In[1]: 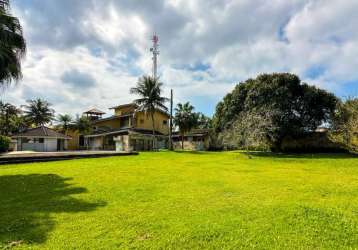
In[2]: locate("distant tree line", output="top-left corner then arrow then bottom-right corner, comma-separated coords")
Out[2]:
0,98 -> 93,137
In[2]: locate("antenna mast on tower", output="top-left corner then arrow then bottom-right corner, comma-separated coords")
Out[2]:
150,34 -> 159,78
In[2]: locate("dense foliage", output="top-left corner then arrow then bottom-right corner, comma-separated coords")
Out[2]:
0,101 -> 26,135
219,107 -> 277,150
0,0 -> 26,86
332,98 -> 358,151
213,73 -> 338,151
0,135 -> 10,152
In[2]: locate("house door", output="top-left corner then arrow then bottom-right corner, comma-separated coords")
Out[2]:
57,139 -> 64,151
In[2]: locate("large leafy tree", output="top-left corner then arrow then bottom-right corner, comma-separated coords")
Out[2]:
130,75 -> 168,149
174,102 -> 197,149
0,0 -> 26,86
23,98 -> 55,126
213,73 -> 338,151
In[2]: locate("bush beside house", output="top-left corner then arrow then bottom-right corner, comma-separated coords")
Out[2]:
0,136 -> 11,153
280,132 -> 348,153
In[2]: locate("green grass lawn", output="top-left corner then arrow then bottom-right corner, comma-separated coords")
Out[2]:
0,151 -> 357,249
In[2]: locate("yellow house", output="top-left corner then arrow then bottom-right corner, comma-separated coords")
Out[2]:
68,103 -> 170,151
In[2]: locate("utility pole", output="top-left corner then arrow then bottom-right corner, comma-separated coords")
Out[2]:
169,89 -> 174,150
150,34 -> 159,150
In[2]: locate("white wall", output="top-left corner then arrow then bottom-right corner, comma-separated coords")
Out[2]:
45,138 -> 58,152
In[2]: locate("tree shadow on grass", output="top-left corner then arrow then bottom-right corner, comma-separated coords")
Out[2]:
243,151 -> 358,159
0,174 -> 106,248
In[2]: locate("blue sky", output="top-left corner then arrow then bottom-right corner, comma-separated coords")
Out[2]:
1,0 -> 358,116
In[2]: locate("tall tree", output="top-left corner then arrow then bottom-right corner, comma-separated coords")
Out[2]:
213,73 -> 338,151
0,0 -> 26,86
23,98 -> 55,126
174,102 -> 197,149
130,75 -> 168,149
57,114 -> 72,134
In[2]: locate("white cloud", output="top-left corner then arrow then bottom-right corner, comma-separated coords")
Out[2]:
2,0 -> 358,116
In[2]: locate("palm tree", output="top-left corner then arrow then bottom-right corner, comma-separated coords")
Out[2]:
73,115 -> 92,149
74,115 -> 92,135
174,102 -> 197,149
57,114 -> 72,134
23,98 -> 55,127
130,75 -> 168,149
0,0 -> 26,86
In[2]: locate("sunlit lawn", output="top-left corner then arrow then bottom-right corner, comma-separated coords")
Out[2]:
0,151 -> 357,249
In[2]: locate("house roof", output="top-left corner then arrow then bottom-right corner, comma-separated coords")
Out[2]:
110,103 -> 170,117
109,103 -> 137,110
91,115 -> 121,124
91,114 -> 134,124
12,126 -> 72,139
84,128 -> 165,138
83,108 -> 106,115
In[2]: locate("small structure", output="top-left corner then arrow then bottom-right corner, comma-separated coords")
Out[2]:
172,129 -> 211,151
12,126 -> 71,152
83,108 -> 106,121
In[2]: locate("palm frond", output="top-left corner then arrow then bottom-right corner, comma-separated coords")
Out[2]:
0,0 -> 26,86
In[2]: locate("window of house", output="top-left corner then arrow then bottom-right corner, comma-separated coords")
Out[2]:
140,119 -> 144,124
21,138 -> 30,143
163,120 -> 168,126
34,138 -> 44,143
120,117 -> 130,128
105,136 -> 114,146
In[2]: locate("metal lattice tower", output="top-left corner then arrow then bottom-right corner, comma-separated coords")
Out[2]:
150,34 -> 159,78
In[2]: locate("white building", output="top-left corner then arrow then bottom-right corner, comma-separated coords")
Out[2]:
12,126 -> 71,152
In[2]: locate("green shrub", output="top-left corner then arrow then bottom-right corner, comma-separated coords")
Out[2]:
0,136 -> 11,153
280,132 -> 348,153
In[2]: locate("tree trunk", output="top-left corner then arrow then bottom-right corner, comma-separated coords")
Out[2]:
151,112 -> 156,151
